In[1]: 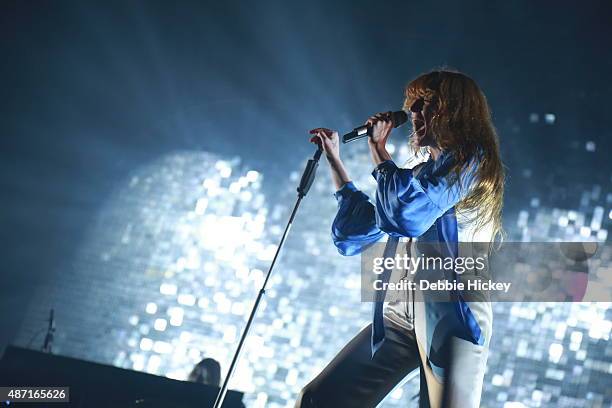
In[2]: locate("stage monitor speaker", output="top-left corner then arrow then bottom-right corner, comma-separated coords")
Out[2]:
0,346 -> 244,407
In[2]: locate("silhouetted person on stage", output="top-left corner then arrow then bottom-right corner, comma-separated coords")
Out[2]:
188,357 -> 221,387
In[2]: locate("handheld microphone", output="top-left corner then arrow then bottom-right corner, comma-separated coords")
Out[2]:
342,111 -> 408,144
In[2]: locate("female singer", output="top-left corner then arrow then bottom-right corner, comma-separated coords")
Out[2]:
296,70 -> 505,407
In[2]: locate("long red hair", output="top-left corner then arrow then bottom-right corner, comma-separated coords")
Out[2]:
404,70 -> 505,242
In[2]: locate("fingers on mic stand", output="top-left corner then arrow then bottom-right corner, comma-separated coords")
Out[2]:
309,136 -> 322,148
309,127 -> 332,135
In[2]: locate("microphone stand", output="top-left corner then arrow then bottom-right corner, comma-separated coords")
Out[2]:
42,308 -> 55,353
212,147 -> 323,408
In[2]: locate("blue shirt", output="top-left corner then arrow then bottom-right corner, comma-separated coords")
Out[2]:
331,151 -> 485,362
333,150 -> 475,252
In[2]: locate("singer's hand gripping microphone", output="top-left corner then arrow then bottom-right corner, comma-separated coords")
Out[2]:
342,111 -> 408,144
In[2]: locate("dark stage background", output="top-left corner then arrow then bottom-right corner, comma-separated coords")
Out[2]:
1,1 -> 611,407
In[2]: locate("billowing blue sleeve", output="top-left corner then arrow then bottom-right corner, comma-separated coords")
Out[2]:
332,182 -> 386,256
372,153 -> 476,238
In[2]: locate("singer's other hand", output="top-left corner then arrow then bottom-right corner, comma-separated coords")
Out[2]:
309,127 -> 351,190
365,111 -> 394,147
309,128 -> 340,162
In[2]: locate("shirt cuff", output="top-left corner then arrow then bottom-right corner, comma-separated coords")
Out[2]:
334,181 -> 358,201
371,160 -> 398,180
